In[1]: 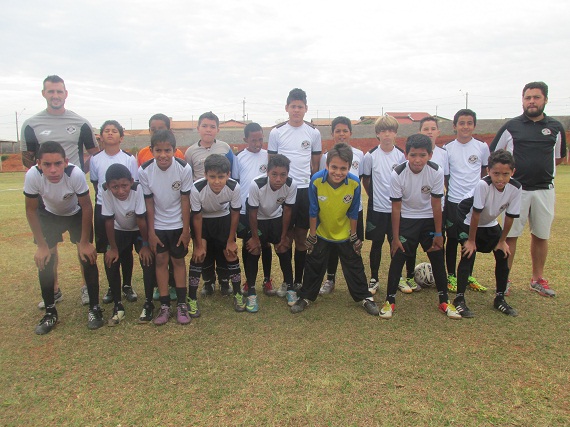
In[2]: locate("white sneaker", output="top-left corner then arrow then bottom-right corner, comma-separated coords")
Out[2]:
379,301 -> 394,319
38,289 -> 63,309
80,285 -> 90,306
319,280 -> 335,295
368,278 -> 379,295
276,282 -> 288,298
398,277 -> 413,294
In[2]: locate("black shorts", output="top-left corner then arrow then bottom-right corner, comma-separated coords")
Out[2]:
94,204 -> 109,253
154,228 -> 188,259
365,210 -> 392,242
457,222 -> 502,253
291,187 -> 310,230
113,229 -> 145,254
444,200 -> 459,239
37,206 -> 90,249
257,217 -> 284,245
398,217 -> 439,253
237,213 -> 250,240
195,215 -> 232,247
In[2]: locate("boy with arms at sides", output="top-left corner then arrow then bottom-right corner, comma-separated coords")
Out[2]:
188,155 -> 244,314
379,134 -> 461,320
138,130 -> 193,326
361,115 -> 410,295
101,164 -> 155,325
24,141 -> 103,334
268,88 -> 322,303
185,111 -> 235,297
244,154 -> 297,312
444,109 -> 490,293
290,143 -> 379,316
318,116 -> 365,295
234,123 -> 276,297
453,150 -> 521,317
90,120 -> 139,305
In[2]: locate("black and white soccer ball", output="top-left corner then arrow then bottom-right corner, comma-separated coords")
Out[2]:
414,262 -> 435,288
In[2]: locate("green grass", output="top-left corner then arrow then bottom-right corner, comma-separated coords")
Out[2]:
1,168 -> 569,426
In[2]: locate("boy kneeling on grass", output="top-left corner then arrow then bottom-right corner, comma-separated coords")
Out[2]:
25,141 -> 103,334
290,143 -> 379,316
453,149 -> 521,317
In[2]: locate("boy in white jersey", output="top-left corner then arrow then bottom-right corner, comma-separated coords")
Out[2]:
379,134 -> 461,320
362,115 -> 408,294
188,155 -> 244,313
453,150 -> 521,317
24,141 -> 103,334
244,154 -> 297,312
138,130 -> 193,326
268,88 -> 322,297
90,120 -> 139,305
318,116 -> 365,295
444,109 -> 490,293
101,164 -> 154,325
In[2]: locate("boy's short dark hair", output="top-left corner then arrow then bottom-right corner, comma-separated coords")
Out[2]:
198,111 -> 220,127
419,116 -> 438,130
405,134 -> 433,155
523,81 -> 548,98
38,141 -> 66,160
204,154 -> 230,174
43,75 -> 65,88
453,109 -> 477,126
286,88 -> 307,105
100,120 -> 124,138
268,154 -> 290,172
326,143 -> 353,166
151,129 -> 177,149
244,122 -> 263,138
331,116 -> 352,133
488,149 -> 515,170
105,163 -> 132,183
148,113 -> 170,129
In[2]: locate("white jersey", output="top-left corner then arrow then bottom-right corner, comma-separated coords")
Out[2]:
248,175 -> 297,220
23,163 -> 88,216
320,147 -> 364,212
191,178 -> 241,219
445,138 -> 490,203
101,182 -> 146,231
89,149 -> 138,205
234,149 -> 268,215
268,121 -> 322,189
138,158 -> 193,230
362,145 -> 406,213
461,176 -> 522,228
390,161 -> 444,219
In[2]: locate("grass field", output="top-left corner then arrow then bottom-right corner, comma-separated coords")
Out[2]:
1,168 -> 569,426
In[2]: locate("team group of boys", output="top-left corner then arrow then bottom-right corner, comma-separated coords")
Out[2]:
23,78 -> 566,335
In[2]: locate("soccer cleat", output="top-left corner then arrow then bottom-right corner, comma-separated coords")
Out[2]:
368,278 -> 379,295
153,304 -> 171,325
379,301 -> 394,319
38,289 -> 63,309
102,287 -> 113,304
290,298 -> 309,314
504,280 -> 512,296
169,286 -> 177,301
468,276 -> 487,292
263,278 -> 277,296
294,282 -> 303,291
494,298 -> 518,317
87,305 -> 105,330
201,281 -> 215,296
319,280 -> 335,295
246,295 -> 259,313
447,275 -> 458,293
453,299 -> 474,318
139,302 -> 154,323
220,284 -> 233,297
108,304 -> 125,326
407,277 -> 421,292
35,312 -> 58,335
153,287 -> 160,301
276,283 -> 288,298
286,290 -> 298,306
81,285 -> 90,306
122,286 -> 138,302
187,298 -> 201,318
530,278 -> 556,297
233,293 -> 246,312
438,301 -> 462,320
176,303 -> 191,325
398,277 -> 413,294
362,299 -> 380,316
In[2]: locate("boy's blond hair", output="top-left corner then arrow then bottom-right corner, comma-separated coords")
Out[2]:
374,115 -> 399,134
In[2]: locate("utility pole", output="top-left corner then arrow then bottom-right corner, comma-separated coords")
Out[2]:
15,111 -> 20,144
242,98 -> 246,122
460,90 -> 469,109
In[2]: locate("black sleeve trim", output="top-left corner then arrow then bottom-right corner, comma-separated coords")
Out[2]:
23,192 -> 39,198
430,193 -> 443,199
473,207 -> 484,213
144,193 -> 154,199
505,213 -> 520,218
77,190 -> 90,198
390,197 -> 402,202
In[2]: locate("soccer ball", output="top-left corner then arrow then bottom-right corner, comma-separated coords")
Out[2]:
414,262 -> 435,288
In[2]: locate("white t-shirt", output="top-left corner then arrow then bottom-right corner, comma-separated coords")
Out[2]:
234,149 -> 268,215
445,138 -> 490,203
191,178 -> 241,219
362,145 -> 406,213
247,175 -> 297,220
101,182 -> 146,231
320,147 -> 364,212
89,149 -> 138,205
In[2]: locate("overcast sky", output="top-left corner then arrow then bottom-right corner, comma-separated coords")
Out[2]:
1,0 -> 569,141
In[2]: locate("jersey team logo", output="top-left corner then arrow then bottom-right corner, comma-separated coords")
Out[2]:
352,160 -> 359,171
171,181 -> 182,190
63,193 -> 74,200
259,164 -> 267,173
276,197 -> 286,204
126,211 -> 135,218
318,195 -> 327,201
40,130 -> 52,136
301,140 -> 310,149
343,194 -> 353,204
66,125 -> 77,135
468,155 -> 479,164
499,203 -> 509,212
421,185 -> 431,194
542,128 -> 552,136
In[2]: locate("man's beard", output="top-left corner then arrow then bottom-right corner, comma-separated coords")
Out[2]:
524,104 -> 545,118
